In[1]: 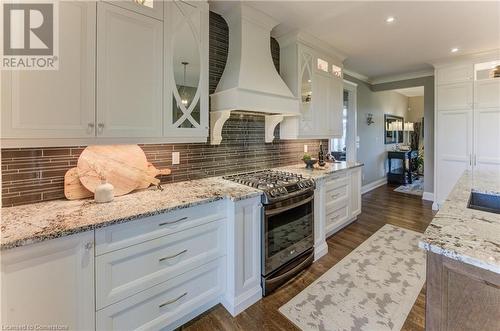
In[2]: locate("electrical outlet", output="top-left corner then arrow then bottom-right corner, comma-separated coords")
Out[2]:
172,152 -> 180,165
304,145 -> 308,153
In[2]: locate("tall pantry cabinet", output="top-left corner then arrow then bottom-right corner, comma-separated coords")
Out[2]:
434,57 -> 500,208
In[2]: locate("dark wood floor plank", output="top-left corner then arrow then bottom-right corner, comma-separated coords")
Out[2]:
180,184 -> 435,331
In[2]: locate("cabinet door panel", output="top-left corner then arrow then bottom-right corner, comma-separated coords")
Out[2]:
436,110 -> 473,205
475,79 -> 500,109
437,82 -> 473,111
164,0 -> 208,139
312,72 -> 329,134
1,1 -> 96,138
97,2 -> 162,137
474,108 -> 500,172
1,232 -> 95,330
329,77 -> 343,137
437,64 -> 473,85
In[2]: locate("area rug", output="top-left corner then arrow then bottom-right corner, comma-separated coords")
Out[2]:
279,224 -> 426,331
394,177 -> 424,196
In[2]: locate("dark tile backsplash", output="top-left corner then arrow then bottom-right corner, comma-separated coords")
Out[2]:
1,12 -> 326,207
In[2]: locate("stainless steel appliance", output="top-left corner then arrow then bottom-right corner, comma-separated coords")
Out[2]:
224,170 -> 315,295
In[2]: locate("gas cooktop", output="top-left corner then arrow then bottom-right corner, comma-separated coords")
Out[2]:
224,170 -> 315,204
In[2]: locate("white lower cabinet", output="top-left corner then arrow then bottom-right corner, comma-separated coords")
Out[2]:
314,167 -> 362,260
96,259 -> 225,331
1,231 -> 95,331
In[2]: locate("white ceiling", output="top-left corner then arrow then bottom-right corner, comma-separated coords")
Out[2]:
392,86 -> 424,97
210,1 -> 500,81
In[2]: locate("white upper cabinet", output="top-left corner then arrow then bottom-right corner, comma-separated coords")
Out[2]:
436,82 -> 473,111
2,0 -> 209,147
279,36 -> 344,140
97,2 -> 163,137
475,79 -> 500,109
106,0 -> 164,20
164,0 -> 209,139
1,1 -> 96,139
437,64 -> 473,85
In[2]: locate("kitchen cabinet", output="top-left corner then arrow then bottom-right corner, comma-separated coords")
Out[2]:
1,1 -> 96,139
164,0 -> 209,139
314,167 -> 362,261
1,231 -> 95,330
106,0 -> 164,20
434,59 -> 500,208
279,33 -> 345,139
97,2 -> 163,137
1,0 -> 210,147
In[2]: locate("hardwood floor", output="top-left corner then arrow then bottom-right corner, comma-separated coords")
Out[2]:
181,184 -> 436,331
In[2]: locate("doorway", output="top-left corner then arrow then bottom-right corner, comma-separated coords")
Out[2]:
330,80 -> 357,163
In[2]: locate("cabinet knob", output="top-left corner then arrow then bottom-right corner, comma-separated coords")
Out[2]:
84,242 -> 93,251
97,123 -> 105,134
88,123 -> 95,128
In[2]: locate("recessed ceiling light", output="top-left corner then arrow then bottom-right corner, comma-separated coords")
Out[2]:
386,16 -> 395,23
451,48 -> 459,53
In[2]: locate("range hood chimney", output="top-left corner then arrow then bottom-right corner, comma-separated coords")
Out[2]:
210,3 -> 299,144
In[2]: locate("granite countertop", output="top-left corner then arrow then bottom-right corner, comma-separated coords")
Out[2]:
1,177 -> 262,250
420,170 -> 500,274
275,161 -> 364,181
1,162 -> 363,251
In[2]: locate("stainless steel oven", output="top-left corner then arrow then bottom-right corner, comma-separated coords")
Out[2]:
262,190 -> 314,295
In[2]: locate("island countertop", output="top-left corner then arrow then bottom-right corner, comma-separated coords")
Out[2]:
420,170 -> 500,274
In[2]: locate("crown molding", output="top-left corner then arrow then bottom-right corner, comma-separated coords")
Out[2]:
343,69 -> 371,84
430,48 -> 500,68
276,31 -> 347,64
370,70 -> 434,85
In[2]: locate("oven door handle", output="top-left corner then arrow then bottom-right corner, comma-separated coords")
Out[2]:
265,195 -> 314,217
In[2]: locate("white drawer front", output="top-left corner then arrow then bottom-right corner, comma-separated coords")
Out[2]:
325,198 -> 349,231
324,177 -> 349,202
96,259 -> 224,331
95,201 -> 225,255
96,220 -> 225,309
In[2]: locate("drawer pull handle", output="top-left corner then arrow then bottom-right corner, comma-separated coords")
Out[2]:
159,292 -> 188,308
159,249 -> 187,262
158,217 -> 188,227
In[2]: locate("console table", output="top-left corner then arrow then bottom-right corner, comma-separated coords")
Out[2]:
387,150 -> 418,185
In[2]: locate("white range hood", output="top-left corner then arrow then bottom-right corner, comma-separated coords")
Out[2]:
210,3 -> 299,144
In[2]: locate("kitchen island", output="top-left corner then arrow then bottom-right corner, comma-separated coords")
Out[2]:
420,170 -> 500,330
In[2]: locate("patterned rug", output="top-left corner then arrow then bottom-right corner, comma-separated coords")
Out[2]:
394,177 -> 424,196
279,225 -> 426,331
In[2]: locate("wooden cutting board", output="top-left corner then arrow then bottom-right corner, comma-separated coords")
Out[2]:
77,145 -> 159,196
64,167 -> 93,200
136,162 -> 172,190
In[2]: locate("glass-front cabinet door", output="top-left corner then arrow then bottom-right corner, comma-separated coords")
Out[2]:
299,51 -> 314,133
164,0 -> 208,140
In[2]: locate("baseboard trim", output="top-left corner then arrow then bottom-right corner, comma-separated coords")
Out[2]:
314,241 -> 328,261
422,192 -> 434,202
361,178 -> 387,194
221,286 -> 262,317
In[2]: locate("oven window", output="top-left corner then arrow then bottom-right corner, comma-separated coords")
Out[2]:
267,201 -> 313,258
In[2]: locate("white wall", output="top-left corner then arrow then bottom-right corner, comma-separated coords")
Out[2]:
346,75 -> 409,186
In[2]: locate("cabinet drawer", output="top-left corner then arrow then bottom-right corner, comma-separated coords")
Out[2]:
325,198 -> 349,231
96,259 -> 224,331
96,219 -> 225,309
95,201 -> 225,255
324,177 -> 349,202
